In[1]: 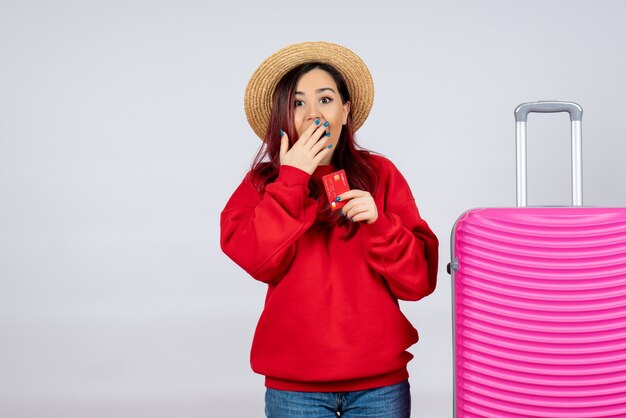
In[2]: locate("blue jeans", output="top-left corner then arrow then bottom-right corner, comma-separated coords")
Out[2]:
265,380 -> 411,417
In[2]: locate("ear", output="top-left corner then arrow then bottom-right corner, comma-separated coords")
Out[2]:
342,101 -> 351,125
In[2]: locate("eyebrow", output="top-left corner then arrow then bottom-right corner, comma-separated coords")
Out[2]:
294,87 -> 337,96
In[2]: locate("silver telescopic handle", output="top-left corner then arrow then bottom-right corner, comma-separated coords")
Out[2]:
514,101 -> 583,207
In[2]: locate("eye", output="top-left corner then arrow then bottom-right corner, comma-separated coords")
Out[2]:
294,100 -> 305,107
320,97 -> 333,104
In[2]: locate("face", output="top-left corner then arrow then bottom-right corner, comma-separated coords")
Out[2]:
293,68 -> 350,164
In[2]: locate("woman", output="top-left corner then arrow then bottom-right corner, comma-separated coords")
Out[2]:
220,41 -> 438,417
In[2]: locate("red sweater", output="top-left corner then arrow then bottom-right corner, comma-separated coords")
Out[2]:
220,154 -> 439,392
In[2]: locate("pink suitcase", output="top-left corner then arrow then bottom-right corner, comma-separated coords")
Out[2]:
450,101 -> 626,417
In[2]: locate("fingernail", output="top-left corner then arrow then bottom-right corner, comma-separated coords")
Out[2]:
350,217 -> 354,222
315,118 -> 321,125
327,144 -> 332,149
334,196 -> 341,202
280,130 -> 284,137
323,121 -> 329,127
325,132 -> 331,137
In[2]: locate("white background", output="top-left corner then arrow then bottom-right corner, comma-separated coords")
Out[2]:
2,0 -> 626,417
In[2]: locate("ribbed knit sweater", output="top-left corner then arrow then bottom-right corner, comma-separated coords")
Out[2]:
220,154 -> 439,392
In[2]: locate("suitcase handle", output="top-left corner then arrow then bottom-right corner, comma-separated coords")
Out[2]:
514,101 -> 583,122
513,101 -> 583,207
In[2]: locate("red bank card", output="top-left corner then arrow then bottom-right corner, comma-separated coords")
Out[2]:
322,169 -> 350,211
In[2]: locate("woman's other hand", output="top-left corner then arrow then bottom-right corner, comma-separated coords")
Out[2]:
337,189 -> 378,224
279,119 -> 332,175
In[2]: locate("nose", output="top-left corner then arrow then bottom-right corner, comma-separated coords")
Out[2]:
307,103 -> 319,121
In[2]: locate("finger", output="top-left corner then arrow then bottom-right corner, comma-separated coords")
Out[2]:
279,131 -> 289,162
340,194 -> 375,218
351,210 -> 374,223
310,131 -> 332,155
336,189 -> 367,202
311,144 -> 332,165
343,202 -> 366,219
344,205 -> 376,223
298,118 -> 325,146
342,207 -> 362,222
356,205 -> 379,223
305,123 -> 330,149
343,202 -> 368,219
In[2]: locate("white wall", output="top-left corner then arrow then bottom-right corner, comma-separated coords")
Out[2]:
2,0 -> 626,417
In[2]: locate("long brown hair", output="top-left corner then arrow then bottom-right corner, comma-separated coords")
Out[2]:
250,62 -> 378,236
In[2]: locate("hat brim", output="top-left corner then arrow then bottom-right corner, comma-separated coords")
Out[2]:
244,41 -> 374,141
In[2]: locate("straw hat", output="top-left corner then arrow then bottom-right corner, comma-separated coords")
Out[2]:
244,41 -> 374,140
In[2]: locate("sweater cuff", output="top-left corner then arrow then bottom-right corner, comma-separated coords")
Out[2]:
277,165 -> 312,187
361,212 -> 394,237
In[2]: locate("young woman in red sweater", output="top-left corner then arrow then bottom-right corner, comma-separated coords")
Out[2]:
220,41 -> 439,417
